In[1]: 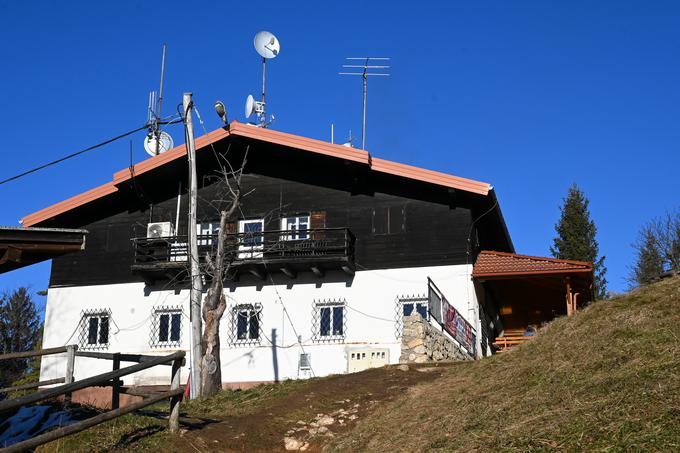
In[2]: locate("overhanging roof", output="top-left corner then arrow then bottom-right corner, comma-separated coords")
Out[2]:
472,250 -> 592,279
21,121 -> 493,227
0,227 -> 88,274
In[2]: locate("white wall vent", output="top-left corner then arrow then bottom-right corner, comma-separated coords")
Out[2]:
147,222 -> 174,238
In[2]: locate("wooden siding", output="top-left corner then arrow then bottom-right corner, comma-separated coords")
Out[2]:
49,172 -> 475,287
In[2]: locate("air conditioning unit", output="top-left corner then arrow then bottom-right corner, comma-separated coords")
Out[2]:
147,222 -> 174,238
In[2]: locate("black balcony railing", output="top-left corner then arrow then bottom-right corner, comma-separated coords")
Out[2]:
131,228 -> 355,280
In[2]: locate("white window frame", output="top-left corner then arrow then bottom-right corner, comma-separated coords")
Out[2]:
281,214 -> 310,241
312,300 -> 346,342
229,303 -> 262,346
238,219 -> 264,259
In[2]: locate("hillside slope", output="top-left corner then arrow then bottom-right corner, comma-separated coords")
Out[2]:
330,276 -> 680,452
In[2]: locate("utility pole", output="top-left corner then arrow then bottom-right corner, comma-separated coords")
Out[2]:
184,93 -> 202,399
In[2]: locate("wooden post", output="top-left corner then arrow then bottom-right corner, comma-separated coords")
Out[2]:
565,277 -> 573,317
169,358 -> 182,433
111,353 -> 121,410
64,345 -> 76,404
184,92 -> 203,399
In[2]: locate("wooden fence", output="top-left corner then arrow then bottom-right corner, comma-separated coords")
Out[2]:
0,345 -> 184,453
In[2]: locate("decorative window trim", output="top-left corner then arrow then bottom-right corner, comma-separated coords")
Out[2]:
150,306 -> 183,348
228,303 -> 262,347
312,299 -> 346,343
394,294 -> 428,339
78,308 -> 112,350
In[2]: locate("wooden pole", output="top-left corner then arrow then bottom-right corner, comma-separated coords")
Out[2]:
111,353 -> 121,410
0,377 -> 65,394
169,357 -> 182,433
0,388 -> 184,453
184,93 -> 203,399
565,277 -> 573,317
64,345 -> 76,404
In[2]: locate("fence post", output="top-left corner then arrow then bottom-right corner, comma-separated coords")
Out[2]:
169,357 -> 182,433
111,353 -> 121,410
64,345 -> 76,404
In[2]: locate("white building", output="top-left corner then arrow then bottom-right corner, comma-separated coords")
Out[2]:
24,122 -> 514,401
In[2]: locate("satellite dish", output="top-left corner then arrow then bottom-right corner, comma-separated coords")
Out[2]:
144,131 -> 174,156
253,31 -> 280,59
244,94 -> 256,118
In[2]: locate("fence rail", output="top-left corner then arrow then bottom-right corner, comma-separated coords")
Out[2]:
0,346 -> 184,452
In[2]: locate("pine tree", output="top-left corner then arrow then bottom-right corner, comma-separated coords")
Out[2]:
630,224 -> 665,286
0,288 -> 41,393
551,183 -> 608,300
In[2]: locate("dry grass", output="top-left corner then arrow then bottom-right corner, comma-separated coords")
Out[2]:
330,276 -> 680,452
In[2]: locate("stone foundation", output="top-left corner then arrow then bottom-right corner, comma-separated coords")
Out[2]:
400,314 -> 472,363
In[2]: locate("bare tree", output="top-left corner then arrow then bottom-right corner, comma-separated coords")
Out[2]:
199,148 -> 248,397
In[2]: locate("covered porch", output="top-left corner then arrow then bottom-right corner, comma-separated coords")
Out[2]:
473,251 -> 593,352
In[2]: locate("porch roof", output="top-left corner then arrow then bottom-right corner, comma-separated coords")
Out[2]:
472,250 -> 592,279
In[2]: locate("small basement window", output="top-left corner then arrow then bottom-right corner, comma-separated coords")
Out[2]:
150,307 -> 182,348
394,295 -> 428,338
78,309 -> 111,350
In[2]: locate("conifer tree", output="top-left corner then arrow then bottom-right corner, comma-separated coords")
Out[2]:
630,224 -> 665,286
0,288 -> 41,394
551,184 -> 608,299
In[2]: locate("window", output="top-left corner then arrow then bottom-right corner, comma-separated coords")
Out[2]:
281,215 -> 310,240
78,309 -> 111,350
238,219 -> 264,258
394,295 -> 428,338
198,222 -> 220,246
229,304 -> 262,346
150,307 -> 183,348
312,299 -> 346,342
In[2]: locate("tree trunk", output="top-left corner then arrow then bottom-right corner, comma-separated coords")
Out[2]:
199,208 -> 233,397
200,286 -> 225,397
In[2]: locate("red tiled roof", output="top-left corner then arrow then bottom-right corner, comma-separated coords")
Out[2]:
22,121 -> 492,227
472,250 -> 592,278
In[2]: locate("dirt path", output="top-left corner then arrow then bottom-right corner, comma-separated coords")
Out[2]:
169,363 -> 454,452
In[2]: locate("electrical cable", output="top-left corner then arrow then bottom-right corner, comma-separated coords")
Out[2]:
0,124 -> 149,186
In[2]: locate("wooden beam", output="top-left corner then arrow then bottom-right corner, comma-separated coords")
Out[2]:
248,267 -> 266,280
341,265 -> 355,276
310,266 -> 324,278
0,246 -> 22,265
280,265 -> 297,279
0,377 -> 65,394
565,277 -> 573,317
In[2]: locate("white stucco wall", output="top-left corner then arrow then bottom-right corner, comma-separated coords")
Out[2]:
40,264 -> 477,387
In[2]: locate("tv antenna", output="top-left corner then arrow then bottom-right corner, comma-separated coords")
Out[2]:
339,57 -> 390,150
144,43 -> 174,156
245,31 -> 280,127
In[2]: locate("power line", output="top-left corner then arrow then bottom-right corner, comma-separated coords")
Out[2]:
0,120 -> 179,187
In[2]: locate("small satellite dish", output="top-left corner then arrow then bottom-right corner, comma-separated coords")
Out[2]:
253,31 -> 280,59
245,94 -> 256,118
144,131 -> 174,156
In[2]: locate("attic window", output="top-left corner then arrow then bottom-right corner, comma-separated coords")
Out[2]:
78,309 -> 112,350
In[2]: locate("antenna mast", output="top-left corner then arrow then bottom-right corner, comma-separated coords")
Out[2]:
339,57 -> 390,150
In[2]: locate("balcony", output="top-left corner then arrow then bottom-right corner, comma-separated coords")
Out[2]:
131,228 -> 356,284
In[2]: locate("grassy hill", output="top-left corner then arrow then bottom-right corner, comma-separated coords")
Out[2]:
38,276 -> 680,452
330,276 -> 680,452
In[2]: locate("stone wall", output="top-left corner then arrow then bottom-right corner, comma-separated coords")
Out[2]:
399,314 -> 472,363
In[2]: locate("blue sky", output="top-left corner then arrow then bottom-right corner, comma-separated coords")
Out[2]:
1,1 -> 679,300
